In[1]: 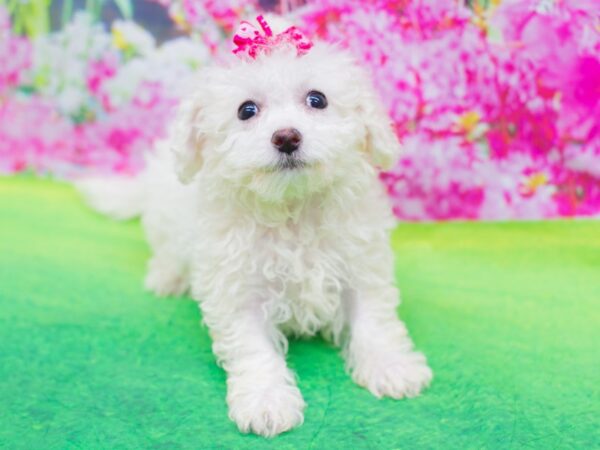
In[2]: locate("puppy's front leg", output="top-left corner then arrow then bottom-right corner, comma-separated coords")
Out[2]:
343,286 -> 432,399
208,304 -> 305,437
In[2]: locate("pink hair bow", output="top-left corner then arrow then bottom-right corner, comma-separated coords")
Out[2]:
232,15 -> 313,59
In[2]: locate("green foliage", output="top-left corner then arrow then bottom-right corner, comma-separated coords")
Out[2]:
465,0 -> 492,9
1,0 -> 135,36
2,0 -> 52,37
113,0 -> 133,20
81,0 -> 134,23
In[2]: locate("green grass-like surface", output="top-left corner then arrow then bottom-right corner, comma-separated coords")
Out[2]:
1,176 -> 599,449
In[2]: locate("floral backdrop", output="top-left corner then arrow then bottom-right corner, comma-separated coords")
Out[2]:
1,0 -> 599,220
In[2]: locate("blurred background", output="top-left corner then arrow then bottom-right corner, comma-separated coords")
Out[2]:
1,0 -> 599,221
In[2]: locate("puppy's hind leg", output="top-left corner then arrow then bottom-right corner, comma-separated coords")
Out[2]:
144,250 -> 189,297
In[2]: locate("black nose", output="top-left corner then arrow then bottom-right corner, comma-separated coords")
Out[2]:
271,128 -> 302,154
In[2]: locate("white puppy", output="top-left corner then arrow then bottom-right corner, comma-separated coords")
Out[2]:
80,20 -> 432,437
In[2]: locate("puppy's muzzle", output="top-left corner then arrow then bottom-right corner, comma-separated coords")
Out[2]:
271,128 -> 302,155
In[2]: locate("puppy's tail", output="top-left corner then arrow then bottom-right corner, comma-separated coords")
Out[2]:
77,175 -> 145,221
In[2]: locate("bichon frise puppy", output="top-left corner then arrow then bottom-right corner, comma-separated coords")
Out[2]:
80,15 -> 432,437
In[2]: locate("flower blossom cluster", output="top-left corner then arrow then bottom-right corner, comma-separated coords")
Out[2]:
1,1 -> 599,220
296,0 -> 600,219
0,8 -> 209,176
0,8 -> 31,95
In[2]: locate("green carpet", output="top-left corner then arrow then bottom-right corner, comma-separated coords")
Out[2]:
1,176 -> 599,449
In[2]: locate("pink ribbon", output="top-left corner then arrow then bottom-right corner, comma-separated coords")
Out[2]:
232,15 -> 313,59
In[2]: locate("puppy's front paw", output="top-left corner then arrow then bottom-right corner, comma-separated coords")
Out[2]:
227,380 -> 305,437
351,350 -> 432,399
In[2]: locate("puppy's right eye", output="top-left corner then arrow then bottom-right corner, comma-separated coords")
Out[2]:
238,101 -> 259,120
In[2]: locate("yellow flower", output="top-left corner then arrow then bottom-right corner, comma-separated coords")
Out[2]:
528,173 -> 548,190
458,111 -> 480,133
112,28 -> 128,51
520,172 -> 548,196
172,11 -> 190,32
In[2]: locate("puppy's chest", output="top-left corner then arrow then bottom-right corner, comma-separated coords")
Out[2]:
257,225 -> 348,286
256,225 -> 349,334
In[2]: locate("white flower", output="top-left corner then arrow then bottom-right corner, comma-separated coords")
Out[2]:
30,12 -> 111,116
103,36 -> 210,106
111,20 -> 156,57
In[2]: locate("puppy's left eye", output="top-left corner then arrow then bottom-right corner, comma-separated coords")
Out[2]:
306,91 -> 328,109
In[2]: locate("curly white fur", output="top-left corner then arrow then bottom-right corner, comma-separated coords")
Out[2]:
79,35 -> 432,437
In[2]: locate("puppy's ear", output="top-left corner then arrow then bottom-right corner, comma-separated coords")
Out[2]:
356,72 -> 402,170
171,87 -> 207,184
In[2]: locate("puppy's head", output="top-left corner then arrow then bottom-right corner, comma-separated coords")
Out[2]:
172,39 -> 401,202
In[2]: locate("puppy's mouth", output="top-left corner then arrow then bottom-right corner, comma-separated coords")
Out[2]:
274,155 -> 308,171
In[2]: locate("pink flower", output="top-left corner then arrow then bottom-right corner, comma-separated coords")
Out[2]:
0,7 -> 32,94
86,53 -> 119,110
72,82 -> 177,174
0,97 -> 75,174
3,0 -> 600,220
